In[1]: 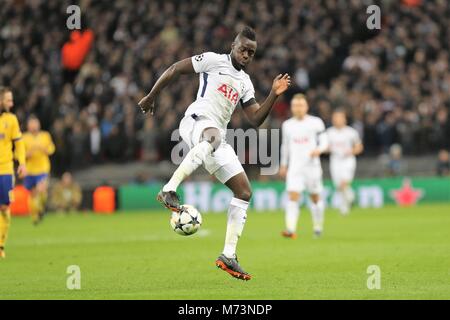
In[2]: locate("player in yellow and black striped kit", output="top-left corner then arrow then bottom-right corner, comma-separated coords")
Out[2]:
0,87 -> 26,259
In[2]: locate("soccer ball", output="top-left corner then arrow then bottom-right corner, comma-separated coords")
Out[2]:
170,205 -> 202,236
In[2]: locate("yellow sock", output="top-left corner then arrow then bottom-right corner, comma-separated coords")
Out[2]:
0,207 -> 11,248
39,192 -> 48,213
29,195 -> 41,223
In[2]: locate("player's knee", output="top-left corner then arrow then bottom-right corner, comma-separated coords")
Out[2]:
37,182 -> 48,193
0,204 -> 8,212
288,192 -> 300,201
201,127 -> 221,150
236,188 -> 252,202
310,194 -> 320,203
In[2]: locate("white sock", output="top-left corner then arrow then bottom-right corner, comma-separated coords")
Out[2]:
163,141 -> 213,192
344,187 -> 355,204
223,197 -> 249,258
338,190 -> 349,215
285,200 -> 300,233
310,200 -> 325,232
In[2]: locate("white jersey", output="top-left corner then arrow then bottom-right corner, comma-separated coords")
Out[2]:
280,115 -> 328,170
326,126 -> 361,162
186,52 -> 255,129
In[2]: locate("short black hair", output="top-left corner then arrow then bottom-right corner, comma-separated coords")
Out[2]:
27,114 -> 39,121
333,108 -> 347,115
239,26 -> 256,41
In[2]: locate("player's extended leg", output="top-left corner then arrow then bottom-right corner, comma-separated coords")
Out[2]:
341,181 -> 355,214
282,191 -> 300,239
215,172 -> 252,281
0,204 -> 11,259
37,179 -> 49,221
158,127 -> 221,212
309,193 -> 325,237
29,189 -> 40,225
0,175 -> 13,258
338,181 -> 350,215
25,176 -> 38,224
30,179 -> 49,225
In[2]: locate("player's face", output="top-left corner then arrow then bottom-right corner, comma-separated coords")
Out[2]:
27,119 -> 41,133
332,112 -> 347,128
291,98 -> 309,118
62,172 -> 73,185
1,92 -> 14,111
231,37 -> 257,69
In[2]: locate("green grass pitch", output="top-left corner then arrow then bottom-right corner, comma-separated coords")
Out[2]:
0,204 -> 449,299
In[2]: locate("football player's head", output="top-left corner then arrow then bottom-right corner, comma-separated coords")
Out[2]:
231,26 -> 257,70
290,93 -> 309,118
62,172 -> 73,186
0,86 -> 13,113
27,115 -> 41,134
332,109 -> 347,128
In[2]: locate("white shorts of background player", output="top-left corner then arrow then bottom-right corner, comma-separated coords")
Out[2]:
330,157 -> 356,187
285,165 -> 324,195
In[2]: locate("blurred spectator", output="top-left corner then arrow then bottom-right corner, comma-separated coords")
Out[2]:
62,29 -> 94,83
139,117 -> 159,162
387,144 -> 404,176
69,121 -> 88,169
376,112 -> 399,153
49,172 -> 82,212
103,125 -> 126,161
88,116 -> 101,163
50,118 -> 70,176
436,150 -> 450,177
62,30 -> 94,71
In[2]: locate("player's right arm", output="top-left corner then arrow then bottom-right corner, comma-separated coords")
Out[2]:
138,58 -> 195,115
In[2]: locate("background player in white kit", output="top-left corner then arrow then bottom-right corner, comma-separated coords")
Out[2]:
138,27 -> 291,280
326,109 -> 363,215
279,94 -> 328,239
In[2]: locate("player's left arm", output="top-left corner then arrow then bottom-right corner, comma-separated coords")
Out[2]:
44,132 -> 56,156
322,129 -> 332,154
279,121 -> 289,178
242,74 -> 291,127
352,131 -> 364,156
311,121 -> 329,157
11,116 -> 27,177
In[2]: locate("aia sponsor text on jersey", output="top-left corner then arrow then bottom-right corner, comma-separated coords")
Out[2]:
217,84 -> 239,105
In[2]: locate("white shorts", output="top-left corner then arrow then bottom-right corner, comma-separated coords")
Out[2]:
179,114 -> 244,184
330,157 -> 356,187
286,165 -> 323,194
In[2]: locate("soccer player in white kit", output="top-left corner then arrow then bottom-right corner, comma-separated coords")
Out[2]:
138,27 -> 291,280
279,94 -> 328,239
326,109 -> 363,215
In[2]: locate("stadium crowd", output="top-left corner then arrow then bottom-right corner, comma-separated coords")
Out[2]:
0,0 -> 449,174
